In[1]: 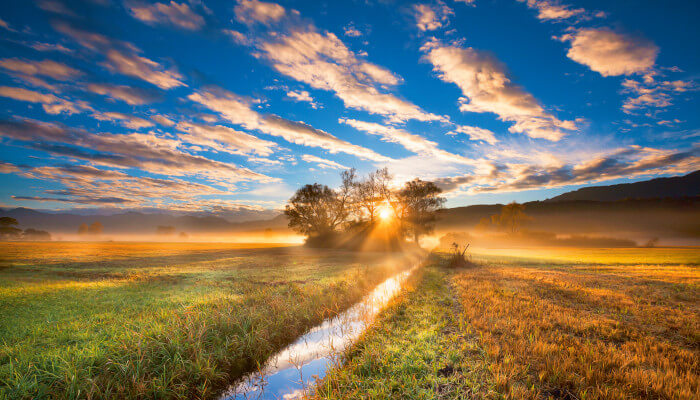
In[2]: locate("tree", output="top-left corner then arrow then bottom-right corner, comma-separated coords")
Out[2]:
0,217 -> 22,239
284,168 -> 446,249
355,170 -> 382,224
88,221 -> 103,235
78,223 -> 89,235
23,228 -> 51,241
491,202 -> 529,233
397,179 -> 446,243
285,183 -> 344,237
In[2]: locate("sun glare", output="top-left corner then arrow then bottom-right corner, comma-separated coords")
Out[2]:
379,208 -> 392,221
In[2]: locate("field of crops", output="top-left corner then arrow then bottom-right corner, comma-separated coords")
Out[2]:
316,248 -> 699,400
0,241 -> 420,399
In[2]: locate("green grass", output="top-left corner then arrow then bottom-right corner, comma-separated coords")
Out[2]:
314,265 -> 497,399
0,242 -> 419,399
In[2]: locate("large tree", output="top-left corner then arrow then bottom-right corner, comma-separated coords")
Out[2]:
398,178 -> 446,244
285,183 -> 347,237
284,169 -> 445,248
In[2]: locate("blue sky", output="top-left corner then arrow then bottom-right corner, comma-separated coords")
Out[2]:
0,0 -> 698,217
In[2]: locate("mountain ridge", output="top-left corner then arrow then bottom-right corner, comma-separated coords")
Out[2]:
545,171 -> 700,202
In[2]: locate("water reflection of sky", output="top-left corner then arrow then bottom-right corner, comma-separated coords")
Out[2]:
221,265 -> 418,400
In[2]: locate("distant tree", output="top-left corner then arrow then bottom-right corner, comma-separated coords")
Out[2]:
77,223 -> 89,235
22,228 -> 51,241
643,237 -> 660,248
88,221 -> 103,235
156,226 -> 176,235
397,179 -> 446,243
0,217 -> 22,239
490,202 -> 530,234
179,231 -> 189,239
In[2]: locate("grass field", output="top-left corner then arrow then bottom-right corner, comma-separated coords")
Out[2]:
316,248 -> 699,400
0,242 -> 420,399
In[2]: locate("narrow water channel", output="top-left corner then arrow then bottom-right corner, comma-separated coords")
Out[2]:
219,263 -> 420,400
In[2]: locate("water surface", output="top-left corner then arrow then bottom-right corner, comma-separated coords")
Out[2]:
220,264 -> 419,399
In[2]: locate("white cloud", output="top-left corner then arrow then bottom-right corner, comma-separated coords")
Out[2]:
176,121 -> 277,156
302,154 -> 348,169
87,83 -> 160,105
558,28 -> 658,77
104,49 -> 185,89
223,29 -> 251,46
91,111 -> 155,129
520,0 -> 585,21
0,86 -> 89,115
234,0 -> 285,25
151,114 -> 175,126
435,145 -> 699,193
414,2 -> 453,32
286,90 -> 319,108
0,18 -> 15,32
343,24 -> 363,37
189,87 -> 391,161
127,1 -> 205,30
0,119 -> 272,185
449,124 -> 498,145
340,118 -> 477,165
259,29 -> 442,123
0,58 -> 81,80
421,40 -> 576,141
55,22 -> 186,90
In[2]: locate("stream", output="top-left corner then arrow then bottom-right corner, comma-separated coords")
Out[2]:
219,263 -> 420,400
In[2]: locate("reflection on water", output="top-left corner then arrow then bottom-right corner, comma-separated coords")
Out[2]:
220,264 -> 419,400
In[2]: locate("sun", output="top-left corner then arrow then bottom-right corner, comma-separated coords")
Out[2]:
378,207 -> 392,221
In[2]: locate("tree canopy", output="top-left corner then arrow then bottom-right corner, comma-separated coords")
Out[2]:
285,168 -> 445,249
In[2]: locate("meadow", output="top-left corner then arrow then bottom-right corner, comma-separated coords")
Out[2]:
315,248 -> 699,400
0,241 -> 420,399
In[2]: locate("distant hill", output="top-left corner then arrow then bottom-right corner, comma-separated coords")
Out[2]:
2,172 -> 699,242
0,208 -> 288,235
545,171 -> 700,202
437,197 -> 700,243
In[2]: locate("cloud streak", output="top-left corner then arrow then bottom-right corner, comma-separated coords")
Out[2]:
421,40 -> 577,141
127,1 -> 205,30
189,87 -> 391,161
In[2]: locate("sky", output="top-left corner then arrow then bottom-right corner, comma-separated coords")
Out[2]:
0,0 -> 698,218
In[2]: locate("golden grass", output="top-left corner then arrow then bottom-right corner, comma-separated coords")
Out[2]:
470,247 -> 700,265
452,260 -> 699,399
0,241 -> 288,266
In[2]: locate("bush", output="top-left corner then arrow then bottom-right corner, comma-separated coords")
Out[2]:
447,242 -> 475,268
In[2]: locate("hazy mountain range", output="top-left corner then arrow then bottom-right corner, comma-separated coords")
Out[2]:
545,171 -> 700,202
1,171 -> 698,238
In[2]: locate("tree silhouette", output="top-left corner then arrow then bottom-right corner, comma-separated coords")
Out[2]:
285,183 -> 345,237
0,217 -> 21,239
284,169 -> 445,248
490,202 -> 530,233
88,221 -> 103,235
398,178 -> 446,243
